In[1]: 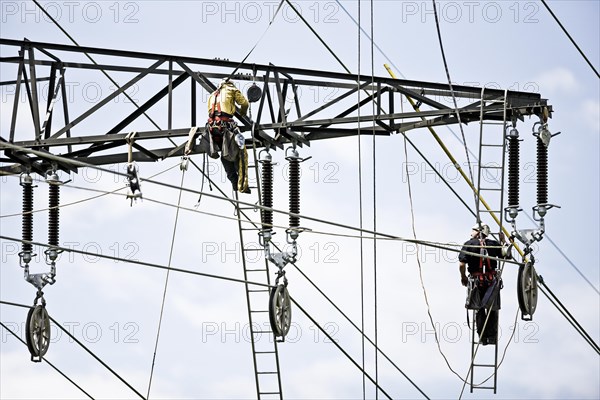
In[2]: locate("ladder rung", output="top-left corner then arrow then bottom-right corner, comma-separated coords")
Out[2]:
472,386 -> 496,390
250,310 -> 269,313
248,289 -> 269,293
473,363 -> 496,368
481,144 -> 504,147
257,371 -> 278,374
252,330 -> 274,334
259,392 -> 281,395
243,248 -> 264,252
479,188 -> 502,191
246,268 -> 267,272
481,121 -> 505,125
480,166 -> 503,169
255,351 -> 276,354
241,227 -> 262,231
480,210 -> 502,214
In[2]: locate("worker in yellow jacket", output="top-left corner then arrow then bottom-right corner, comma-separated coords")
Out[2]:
185,78 -> 250,193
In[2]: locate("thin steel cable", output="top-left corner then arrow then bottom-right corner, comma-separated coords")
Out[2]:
357,1 -> 366,398
0,301 -> 145,399
431,1 -> 477,212
0,142 -> 524,263
458,259 -> 509,398
289,297 -> 394,400
17,1 -> 598,301
0,163 -> 180,219
540,0 -> 599,79
342,10 -> 596,297
0,320 -> 94,399
403,134 -> 467,382
370,1 -> 379,397
538,279 -> 600,354
146,169 -> 186,399
226,0 -> 285,79
0,236 -> 271,289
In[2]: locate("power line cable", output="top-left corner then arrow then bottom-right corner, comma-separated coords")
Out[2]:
0,141 -> 518,260
0,301 -> 146,399
356,1 -> 367,398
540,0 -> 600,79
146,168 -> 186,399
431,0 -> 477,212
0,320 -> 94,399
338,6 -> 596,296
369,1 -> 379,397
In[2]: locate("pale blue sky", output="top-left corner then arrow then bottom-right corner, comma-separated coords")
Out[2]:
1,1 -> 599,399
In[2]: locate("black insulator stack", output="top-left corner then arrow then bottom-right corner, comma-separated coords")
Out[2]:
288,158 -> 300,229
22,177 -> 33,253
261,158 -> 273,231
48,184 -> 60,247
537,137 -> 548,206
507,135 -> 520,208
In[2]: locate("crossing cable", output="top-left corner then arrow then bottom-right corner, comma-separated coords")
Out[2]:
226,0 -> 285,79
356,1 -> 367,398
146,166 -> 187,399
0,172 -> 505,263
286,262 -> 430,399
0,236 -> 431,397
30,0 -> 238,220
540,0 -> 599,79
431,1 -> 477,212
402,133 -> 465,382
30,0 -> 596,298
289,297 -> 395,400
0,300 -> 146,399
0,320 -> 94,399
369,1 -> 380,397
538,279 -> 600,354
337,0 -> 596,296
1,236 -> 274,290
0,163 -> 180,219
0,142 -> 525,261
458,259 -> 510,399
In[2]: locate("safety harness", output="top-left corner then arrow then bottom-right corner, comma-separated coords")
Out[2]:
472,237 -> 497,284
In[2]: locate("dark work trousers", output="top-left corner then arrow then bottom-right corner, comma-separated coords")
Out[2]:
475,283 -> 499,341
221,157 -> 238,191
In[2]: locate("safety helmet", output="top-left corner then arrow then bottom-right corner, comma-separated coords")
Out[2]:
482,224 -> 491,236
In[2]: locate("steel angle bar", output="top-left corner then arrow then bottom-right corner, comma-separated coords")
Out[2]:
50,58 -> 166,139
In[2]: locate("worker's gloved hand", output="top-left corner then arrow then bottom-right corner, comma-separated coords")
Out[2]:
461,275 -> 469,287
235,133 -> 245,149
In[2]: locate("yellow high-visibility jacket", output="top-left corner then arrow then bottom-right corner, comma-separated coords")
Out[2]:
207,82 -> 249,117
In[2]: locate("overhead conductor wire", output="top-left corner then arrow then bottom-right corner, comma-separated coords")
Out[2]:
431,0 -> 478,212
540,0 -> 600,79
356,0 -> 366,398
0,320 -> 94,399
0,300 -> 146,399
369,0 -> 379,397
146,164 -> 186,399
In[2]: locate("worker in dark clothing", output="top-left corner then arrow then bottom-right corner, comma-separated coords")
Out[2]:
459,224 -> 506,345
185,78 -> 250,193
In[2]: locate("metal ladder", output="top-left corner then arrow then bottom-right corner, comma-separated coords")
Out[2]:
469,310 -> 499,393
235,138 -> 283,400
469,88 -> 509,394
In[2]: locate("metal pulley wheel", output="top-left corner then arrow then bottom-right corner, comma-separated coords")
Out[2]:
247,83 -> 262,103
269,284 -> 291,339
26,305 -> 51,361
517,261 -> 538,320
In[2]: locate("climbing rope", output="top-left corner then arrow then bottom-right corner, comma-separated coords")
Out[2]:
146,162 -> 187,399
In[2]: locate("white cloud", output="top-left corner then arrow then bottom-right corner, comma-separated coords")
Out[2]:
535,67 -> 581,95
582,99 -> 600,133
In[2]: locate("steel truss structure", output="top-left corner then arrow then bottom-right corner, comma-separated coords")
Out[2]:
1,38 -> 551,175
